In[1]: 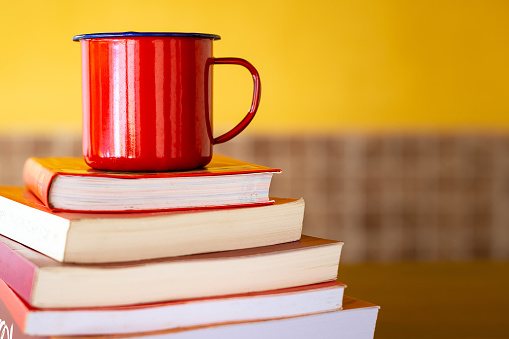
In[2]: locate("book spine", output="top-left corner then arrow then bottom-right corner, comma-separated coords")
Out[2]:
0,241 -> 37,309
0,279 -> 29,334
22,158 -> 56,209
1,295 -> 46,339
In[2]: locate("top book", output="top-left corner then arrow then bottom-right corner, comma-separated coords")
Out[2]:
23,155 -> 280,212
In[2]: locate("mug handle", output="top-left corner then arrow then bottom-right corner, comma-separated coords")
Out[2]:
212,57 -> 261,145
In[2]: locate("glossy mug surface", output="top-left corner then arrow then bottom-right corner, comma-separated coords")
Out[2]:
73,32 -> 260,171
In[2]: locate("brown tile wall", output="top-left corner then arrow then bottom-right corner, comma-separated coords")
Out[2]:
1,133 -> 508,263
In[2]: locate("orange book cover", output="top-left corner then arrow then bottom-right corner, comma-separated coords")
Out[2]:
23,155 -> 281,212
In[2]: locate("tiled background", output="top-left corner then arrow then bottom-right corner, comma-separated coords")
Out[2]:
1,133 -> 508,263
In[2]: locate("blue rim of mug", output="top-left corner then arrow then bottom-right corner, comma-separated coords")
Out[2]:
72,32 -> 221,41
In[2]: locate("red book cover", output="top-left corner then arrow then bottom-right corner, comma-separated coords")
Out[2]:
0,278 -> 344,336
23,155 -> 281,212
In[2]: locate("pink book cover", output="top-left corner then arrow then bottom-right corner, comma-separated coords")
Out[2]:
0,232 -> 340,308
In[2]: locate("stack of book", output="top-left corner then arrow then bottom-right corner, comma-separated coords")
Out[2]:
0,155 -> 379,339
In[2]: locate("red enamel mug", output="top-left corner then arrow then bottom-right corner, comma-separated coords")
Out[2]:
73,32 -> 261,171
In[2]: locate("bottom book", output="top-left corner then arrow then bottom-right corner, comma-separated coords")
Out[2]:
0,279 -> 345,336
1,295 -> 379,339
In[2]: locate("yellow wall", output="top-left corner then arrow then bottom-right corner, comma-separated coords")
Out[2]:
0,0 -> 508,135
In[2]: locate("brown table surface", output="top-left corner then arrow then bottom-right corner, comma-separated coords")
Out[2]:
338,261 -> 509,339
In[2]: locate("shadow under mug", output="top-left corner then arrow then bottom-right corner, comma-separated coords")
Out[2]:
73,32 -> 261,171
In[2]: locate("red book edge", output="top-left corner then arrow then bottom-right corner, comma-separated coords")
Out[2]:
0,278 -> 29,332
